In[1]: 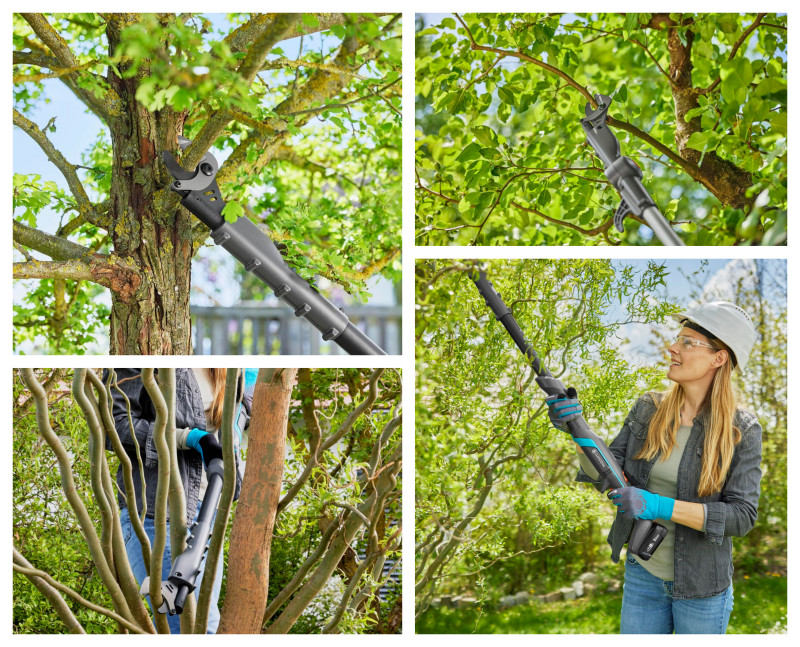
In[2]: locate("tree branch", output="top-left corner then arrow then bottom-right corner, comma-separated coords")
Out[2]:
12,549 -> 85,634
14,256 -> 141,301
13,58 -> 99,84
702,13 -> 766,94
13,220 -> 92,261
176,14 -> 304,175
13,109 -> 99,221
141,369 -> 172,635
18,369 -> 136,627
19,13 -> 113,121
223,14 -> 392,53
216,21 -> 392,187
452,14 -> 702,183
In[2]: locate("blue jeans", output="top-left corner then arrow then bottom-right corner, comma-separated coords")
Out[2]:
119,501 -> 223,634
621,556 -> 734,634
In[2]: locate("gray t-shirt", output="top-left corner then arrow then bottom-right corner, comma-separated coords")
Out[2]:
578,425 -> 695,581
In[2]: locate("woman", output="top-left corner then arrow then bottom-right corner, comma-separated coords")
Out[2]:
104,368 -> 253,634
549,301 -> 761,634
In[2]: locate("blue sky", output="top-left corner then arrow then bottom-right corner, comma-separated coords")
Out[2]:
609,258 -> 785,367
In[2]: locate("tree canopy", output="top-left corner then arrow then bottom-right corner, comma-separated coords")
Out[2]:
415,13 -> 786,246
13,13 -> 401,354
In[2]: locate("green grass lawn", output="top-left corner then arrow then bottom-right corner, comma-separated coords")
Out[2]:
417,574 -> 786,634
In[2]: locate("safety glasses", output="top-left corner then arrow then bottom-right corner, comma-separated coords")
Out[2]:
673,335 -> 716,351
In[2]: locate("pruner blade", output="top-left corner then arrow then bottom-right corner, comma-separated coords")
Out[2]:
161,136 -> 219,191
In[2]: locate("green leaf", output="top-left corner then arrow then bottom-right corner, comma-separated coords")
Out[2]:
683,105 -> 709,122
497,85 -> 516,107
720,58 -> 753,105
441,17 -> 456,30
754,77 -> 787,104
221,200 -> 244,222
685,130 -> 720,152
623,14 -> 639,38
456,142 -> 482,164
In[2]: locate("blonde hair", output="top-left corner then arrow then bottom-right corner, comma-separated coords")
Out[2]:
206,368 -> 228,431
636,341 -> 741,497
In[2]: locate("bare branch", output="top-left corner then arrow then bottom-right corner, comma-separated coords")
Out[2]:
157,368 -> 196,633
262,57 -> 367,78
223,14 -> 392,53
12,549 -> 85,634
12,561 -> 146,634
13,256 -> 142,298
13,220 -> 92,261
75,371 -> 155,632
18,369 -> 137,627
14,58 -> 99,84
141,369 -> 172,635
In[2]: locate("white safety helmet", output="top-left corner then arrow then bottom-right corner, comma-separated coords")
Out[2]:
670,301 -> 757,370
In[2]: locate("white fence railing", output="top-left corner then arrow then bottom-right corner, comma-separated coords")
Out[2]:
191,305 -> 401,355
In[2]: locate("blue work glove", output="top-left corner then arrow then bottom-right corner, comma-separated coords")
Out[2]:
608,487 -> 675,521
545,392 -> 583,430
185,428 -> 222,468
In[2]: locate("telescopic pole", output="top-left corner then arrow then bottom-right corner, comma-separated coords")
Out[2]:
471,269 -> 667,560
162,137 -> 387,355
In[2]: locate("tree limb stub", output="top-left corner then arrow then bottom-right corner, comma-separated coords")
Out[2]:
13,257 -> 142,301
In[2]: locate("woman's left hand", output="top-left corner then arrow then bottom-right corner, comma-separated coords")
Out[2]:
608,487 -> 675,521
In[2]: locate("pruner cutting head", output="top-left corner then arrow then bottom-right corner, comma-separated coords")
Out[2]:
581,93 -> 613,130
162,135 -> 219,193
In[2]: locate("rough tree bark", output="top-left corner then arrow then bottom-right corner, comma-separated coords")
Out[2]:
217,368 -> 299,634
648,13 -> 754,208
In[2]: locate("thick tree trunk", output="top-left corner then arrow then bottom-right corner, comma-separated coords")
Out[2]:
218,369 -> 298,634
105,16 -> 194,354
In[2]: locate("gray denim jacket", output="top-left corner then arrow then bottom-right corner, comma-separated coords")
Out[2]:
103,368 -> 248,525
577,393 -> 762,599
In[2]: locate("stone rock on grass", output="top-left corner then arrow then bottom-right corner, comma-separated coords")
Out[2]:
560,587 -> 577,601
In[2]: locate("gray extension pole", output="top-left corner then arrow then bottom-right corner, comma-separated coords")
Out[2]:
162,137 -> 387,354
581,94 -> 686,247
